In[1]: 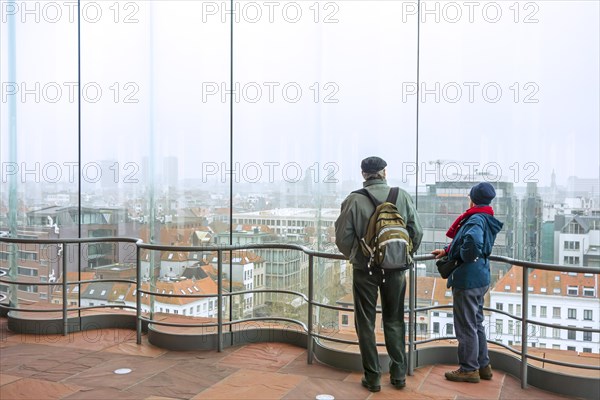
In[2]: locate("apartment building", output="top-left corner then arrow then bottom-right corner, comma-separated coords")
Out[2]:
490,267 -> 599,353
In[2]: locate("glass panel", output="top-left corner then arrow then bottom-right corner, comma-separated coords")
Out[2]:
230,0 -> 417,348
0,3 -> 78,311
420,0 -> 600,368
77,1 -> 230,322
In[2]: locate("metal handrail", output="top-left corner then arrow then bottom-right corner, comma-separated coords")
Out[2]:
1,236 -> 599,389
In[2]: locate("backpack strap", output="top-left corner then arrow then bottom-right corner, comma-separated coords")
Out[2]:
351,188 -> 381,207
386,187 -> 399,204
351,189 -> 380,252
352,187 -> 399,206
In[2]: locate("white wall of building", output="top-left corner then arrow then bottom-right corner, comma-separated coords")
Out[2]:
490,291 -> 600,353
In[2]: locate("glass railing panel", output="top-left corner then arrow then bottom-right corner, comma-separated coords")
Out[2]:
228,0 -> 420,352
0,8 -> 78,310
79,0 -> 231,250
417,0 -> 600,365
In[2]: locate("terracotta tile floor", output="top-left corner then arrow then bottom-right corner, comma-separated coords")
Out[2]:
0,318 -> 581,400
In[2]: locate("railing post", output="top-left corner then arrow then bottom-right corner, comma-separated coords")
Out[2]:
521,267 -> 529,389
217,249 -> 223,352
307,254 -> 314,364
136,244 -> 142,345
408,262 -> 415,375
62,248 -> 68,336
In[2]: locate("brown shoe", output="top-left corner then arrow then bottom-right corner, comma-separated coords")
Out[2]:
479,364 -> 493,380
445,368 -> 480,383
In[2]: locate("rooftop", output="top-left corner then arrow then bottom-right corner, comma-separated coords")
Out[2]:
233,208 -> 340,219
0,317 -> 581,400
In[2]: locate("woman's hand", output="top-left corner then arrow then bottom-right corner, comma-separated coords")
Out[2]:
431,249 -> 446,259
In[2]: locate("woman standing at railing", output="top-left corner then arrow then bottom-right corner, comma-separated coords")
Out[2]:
431,182 -> 503,383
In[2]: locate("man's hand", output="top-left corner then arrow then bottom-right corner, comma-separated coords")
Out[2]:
431,249 -> 446,259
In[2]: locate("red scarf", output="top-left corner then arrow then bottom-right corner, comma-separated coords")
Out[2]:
446,206 -> 494,239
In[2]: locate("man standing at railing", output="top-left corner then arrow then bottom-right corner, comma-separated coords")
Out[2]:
334,156 -> 423,392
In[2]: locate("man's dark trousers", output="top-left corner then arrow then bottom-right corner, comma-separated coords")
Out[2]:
352,267 -> 407,386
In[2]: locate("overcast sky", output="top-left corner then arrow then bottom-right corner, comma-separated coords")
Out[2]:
1,1 -> 598,191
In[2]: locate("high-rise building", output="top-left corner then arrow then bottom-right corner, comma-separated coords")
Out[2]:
417,180 -> 516,281
520,182 -> 543,262
163,156 -> 179,189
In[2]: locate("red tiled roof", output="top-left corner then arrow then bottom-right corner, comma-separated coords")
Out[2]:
208,250 -> 263,264
124,277 -> 219,306
492,266 -> 598,298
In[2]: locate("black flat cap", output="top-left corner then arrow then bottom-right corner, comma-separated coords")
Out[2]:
361,156 -> 387,173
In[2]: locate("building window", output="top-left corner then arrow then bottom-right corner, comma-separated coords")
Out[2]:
568,308 -> 577,319
17,267 -> 38,276
553,307 -> 561,319
553,328 -> 561,339
564,241 -> 580,250
539,343 -> 546,348
567,327 -> 576,340
583,348 -> 592,353
18,285 -> 38,293
508,304 -> 514,315
583,330 -> 592,341
539,326 -> 546,338
584,310 -> 593,320
341,314 -> 349,326
496,303 -> 503,311
446,324 -> 453,335
531,305 -> 536,317
496,319 -> 503,334
567,346 -> 576,351
508,320 -> 514,334
516,304 -> 522,317
567,286 -> 578,296
583,287 -> 595,297
433,322 -> 440,334
553,288 -> 561,294
564,256 -> 580,265
540,306 -> 547,318
552,344 -> 561,350
566,221 -> 583,234
433,312 -> 439,317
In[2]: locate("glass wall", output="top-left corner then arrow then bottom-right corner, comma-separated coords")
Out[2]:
417,0 -> 600,368
1,0 -> 598,367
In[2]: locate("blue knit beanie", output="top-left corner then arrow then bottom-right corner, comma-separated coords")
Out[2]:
469,182 -> 496,205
